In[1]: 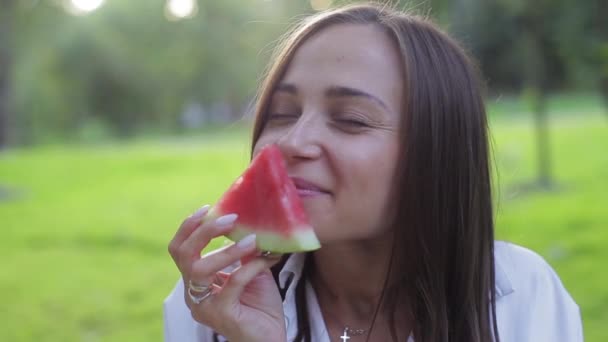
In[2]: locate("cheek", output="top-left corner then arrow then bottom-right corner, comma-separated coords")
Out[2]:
336,141 -> 400,219
359,159 -> 396,214
351,142 -> 399,193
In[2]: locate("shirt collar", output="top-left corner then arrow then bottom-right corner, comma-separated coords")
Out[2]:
494,256 -> 515,298
278,252 -> 307,290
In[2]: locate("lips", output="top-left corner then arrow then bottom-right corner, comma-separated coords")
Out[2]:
290,177 -> 331,196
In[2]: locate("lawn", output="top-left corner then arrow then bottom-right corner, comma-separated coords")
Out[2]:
0,94 -> 606,341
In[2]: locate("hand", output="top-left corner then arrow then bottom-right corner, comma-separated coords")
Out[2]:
168,205 -> 287,342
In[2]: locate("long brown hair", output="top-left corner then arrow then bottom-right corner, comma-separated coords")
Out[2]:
253,3 -> 499,342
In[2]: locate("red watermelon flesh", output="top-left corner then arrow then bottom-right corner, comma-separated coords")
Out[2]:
206,144 -> 320,253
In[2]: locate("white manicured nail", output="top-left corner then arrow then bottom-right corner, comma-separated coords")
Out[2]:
237,234 -> 256,248
215,213 -> 238,228
191,205 -> 210,219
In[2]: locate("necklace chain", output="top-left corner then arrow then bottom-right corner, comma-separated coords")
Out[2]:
339,326 -> 367,342
345,326 -> 367,335
310,268 -> 370,340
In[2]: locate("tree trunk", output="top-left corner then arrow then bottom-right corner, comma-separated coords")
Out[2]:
597,0 -> 608,115
600,78 -> 608,114
522,20 -> 553,189
532,88 -> 552,188
0,0 -> 14,149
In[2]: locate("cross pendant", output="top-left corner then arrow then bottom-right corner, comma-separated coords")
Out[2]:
340,327 -> 351,342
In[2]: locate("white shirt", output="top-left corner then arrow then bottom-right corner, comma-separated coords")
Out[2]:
163,241 -> 583,341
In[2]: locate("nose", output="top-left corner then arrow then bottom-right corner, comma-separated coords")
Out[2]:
276,114 -> 322,163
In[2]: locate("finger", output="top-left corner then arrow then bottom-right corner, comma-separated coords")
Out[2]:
241,250 -> 282,265
240,251 -> 258,265
189,283 -> 223,327
214,254 -> 282,306
189,234 -> 258,283
177,213 -> 239,266
215,272 -> 230,286
187,281 -> 222,316
168,205 -> 210,257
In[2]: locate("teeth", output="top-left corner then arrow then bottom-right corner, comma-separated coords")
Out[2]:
298,188 -> 322,194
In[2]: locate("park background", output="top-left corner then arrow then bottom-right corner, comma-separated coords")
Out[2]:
0,0 -> 606,340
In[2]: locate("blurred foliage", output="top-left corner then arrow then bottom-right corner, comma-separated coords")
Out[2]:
425,0 -> 605,90
6,0 -> 308,144
0,0 -> 606,146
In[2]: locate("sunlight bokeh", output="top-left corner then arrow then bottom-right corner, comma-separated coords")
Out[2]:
70,0 -> 104,13
165,0 -> 198,20
310,0 -> 333,11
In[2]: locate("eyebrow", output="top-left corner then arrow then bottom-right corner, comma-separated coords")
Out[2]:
275,83 -> 390,111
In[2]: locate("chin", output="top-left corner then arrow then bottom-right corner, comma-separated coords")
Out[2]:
307,224 -> 334,245
310,227 -> 355,245
301,201 -> 331,224
312,225 -> 392,246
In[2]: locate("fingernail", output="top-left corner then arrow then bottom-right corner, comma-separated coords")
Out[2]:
191,205 -> 210,219
215,213 -> 238,228
236,234 -> 256,248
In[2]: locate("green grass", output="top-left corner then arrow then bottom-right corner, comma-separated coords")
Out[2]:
0,95 -> 606,341
489,94 -> 608,340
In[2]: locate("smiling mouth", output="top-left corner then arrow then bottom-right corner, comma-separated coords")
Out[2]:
290,177 -> 331,197
296,188 -> 327,197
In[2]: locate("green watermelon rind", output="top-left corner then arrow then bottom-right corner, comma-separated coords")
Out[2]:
226,224 -> 321,253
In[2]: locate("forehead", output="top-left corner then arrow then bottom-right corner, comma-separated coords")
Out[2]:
280,23 -> 404,109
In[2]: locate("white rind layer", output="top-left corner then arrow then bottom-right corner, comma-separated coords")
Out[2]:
227,224 -> 320,253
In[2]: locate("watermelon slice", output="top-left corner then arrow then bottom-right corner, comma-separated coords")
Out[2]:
205,144 -> 320,253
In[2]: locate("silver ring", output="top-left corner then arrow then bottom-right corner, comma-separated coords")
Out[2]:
188,280 -> 211,293
188,286 -> 213,304
260,251 -> 272,257
188,280 -> 214,304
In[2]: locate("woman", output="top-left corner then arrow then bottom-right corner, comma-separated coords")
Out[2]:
164,4 -> 582,342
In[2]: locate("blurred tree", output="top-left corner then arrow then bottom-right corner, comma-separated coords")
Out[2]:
12,1 -> 77,144
450,0 -> 605,187
0,0 -> 15,148
593,0 -> 608,114
518,0 -> 556,189
9,0 -> 298,142
452,0 -> 601,93
447,0 -> 558,188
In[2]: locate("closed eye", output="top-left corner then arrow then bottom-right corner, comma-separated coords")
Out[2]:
336,118 -> 369,127
266,113 -> 299,127
268,113 -> 298,120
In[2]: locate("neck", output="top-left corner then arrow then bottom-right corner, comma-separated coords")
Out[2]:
310,232 -> 394,321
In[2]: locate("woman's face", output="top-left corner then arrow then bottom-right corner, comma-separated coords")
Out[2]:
254,24 -> 404,244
